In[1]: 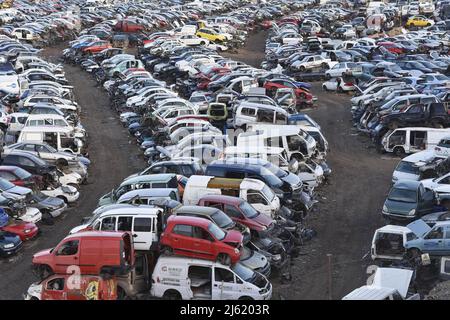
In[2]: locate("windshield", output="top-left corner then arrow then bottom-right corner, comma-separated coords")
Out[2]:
388,187 -> 417,203
239,202 -> 259,219
232,262 -> 255,282
260,167 -> 283,188
0,179 -> 15,191
395,161 -> 419,175
264,162 -> 288,178
32,190 -> 49,202
13,167 -> 32,179
208,222 -> 226,240
211,211 -> 234,229
262,185 -> 275,202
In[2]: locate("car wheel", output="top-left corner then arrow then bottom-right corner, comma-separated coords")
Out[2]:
238,296 -> 254,300
299,65 -> 306,72
217,253 -> 231,266
393,146 -> 406,157
117,287 -> 130,300
163,290 -> 181,300
321,62 -> 329,69
67,183 -> 80,191
36,264 -> 53,280
160,245 -> 173,256
322,85 -> 328,91
432,121 -> 444,128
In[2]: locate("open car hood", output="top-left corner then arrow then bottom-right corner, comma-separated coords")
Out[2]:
406,219 -> 431,238
372,267 -> 414,299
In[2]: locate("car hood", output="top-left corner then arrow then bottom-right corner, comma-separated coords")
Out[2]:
7,186 -> 32,196
33,248 -> 52,259
252,212 -> 274,227
240,249 -> 268,270
384,198 -> 417,215
37,195 -> 65,208
224,229 -> 243,244
0,232 -> 21,245
281,172 -> 302,188
406,219 -> 431,238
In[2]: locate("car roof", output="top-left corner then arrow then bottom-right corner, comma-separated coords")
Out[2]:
65,231 -> 127,240
167,214 -> 211,227
0,165 -> 21,172
175,205 -> 220,216
121,173 -> 177,185
199,194 -> 243,204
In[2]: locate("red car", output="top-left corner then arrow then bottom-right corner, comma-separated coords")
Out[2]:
0,165 -> 40,189
0,209 -> 39,241
197,195 -> 274,238
82,41 -> 112,54
113,20 -> 145,33
32,231 -> 135,279
263,79 -> 314,102
377,41 -> 404,54
260,20 -> 273,29
160,215 -> 243,265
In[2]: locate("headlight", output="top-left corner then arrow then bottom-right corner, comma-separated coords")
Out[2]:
234,248 -> 240,254
4,243 -> 14,249
24,229 -> 31,234
261,226 -> 267,231
408,209 -> 416,216
382,205 -> 388,213
272,254 -> 281,261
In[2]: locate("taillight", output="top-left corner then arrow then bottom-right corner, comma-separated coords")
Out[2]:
344,82 -> 353,86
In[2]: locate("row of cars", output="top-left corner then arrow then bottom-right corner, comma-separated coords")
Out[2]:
0,9 -> 91,260
24,0 -> 332,300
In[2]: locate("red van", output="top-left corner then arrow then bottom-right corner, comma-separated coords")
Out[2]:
32,231 -> 135,279
197,195 -> 275,237
160,215 -> 243,265
25,274 -> 117,300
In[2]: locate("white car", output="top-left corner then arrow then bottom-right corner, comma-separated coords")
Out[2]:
291,55 -> 336,72
57,170 -> 83,189
421,172 -> 450,194
435,137 -> 450,157
325,62 -> 359,78
17,207 -> 42,224
178,34 -> 209,46
41,185 -> 79,204
322,78 -> 355,92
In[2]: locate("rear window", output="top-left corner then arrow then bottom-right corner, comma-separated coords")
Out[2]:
13,167 -> 32,179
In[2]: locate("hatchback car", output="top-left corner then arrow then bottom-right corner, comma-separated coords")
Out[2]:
160,215 -> 243,265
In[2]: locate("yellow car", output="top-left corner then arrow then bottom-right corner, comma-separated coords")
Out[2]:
196,28 -> 226,43
405,16 -> 434,28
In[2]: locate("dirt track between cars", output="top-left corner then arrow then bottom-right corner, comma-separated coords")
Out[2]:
0,33 -> 399,300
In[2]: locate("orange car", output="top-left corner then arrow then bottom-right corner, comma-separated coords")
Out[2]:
83,40 -> 111,54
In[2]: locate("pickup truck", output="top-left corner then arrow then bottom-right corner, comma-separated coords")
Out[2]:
380,102 -> 449,129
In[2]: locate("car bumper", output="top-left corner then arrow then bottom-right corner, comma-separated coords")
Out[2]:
0,242 -> 23,257
50,203 -> 68,218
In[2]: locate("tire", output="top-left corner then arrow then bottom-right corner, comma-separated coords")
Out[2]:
160,245 -> 173,255
337,86 -> 343,93
217,253 -> 231,266
238,296 -> 254,300
163,289 -> 181,300
322,85 -> 328,91
432,121 -> 444,129
68,183 -> 80,191
393,146 -> 406,157
36,264 -> 53,280
56,158 -> 68,168
321,62 -> 329,69
200,41 -> 205,45
57,196 -> 69,204
441,200 -> 450,211
299,65 -> 306,72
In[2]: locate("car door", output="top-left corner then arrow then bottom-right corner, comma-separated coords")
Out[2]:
422,226 -> 445,254
418,185 -> 435,214
41,276 -> 66,300
54,239 -> 80,273
223,203 -> 246,226
171,224 -> 195,255
404,105 -> 424,124
17,156 -> 37,174
212,267 -> 237,300
246,191 -> 269,214
192,225 -> 214,259
132,217 -> 154,250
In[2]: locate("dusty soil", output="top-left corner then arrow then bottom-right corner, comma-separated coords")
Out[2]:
0,33 -> 398,300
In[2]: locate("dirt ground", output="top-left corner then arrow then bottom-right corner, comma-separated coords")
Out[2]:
0,33 -> 398,300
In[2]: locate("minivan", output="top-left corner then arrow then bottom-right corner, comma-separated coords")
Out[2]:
382,127 -> 450,156
32,231 -> 135,279
150,256 -> 272,300
231,102 -> 288,129
183,175 -> 280,218
69,205 -> 162,251
98,174 -> 180,207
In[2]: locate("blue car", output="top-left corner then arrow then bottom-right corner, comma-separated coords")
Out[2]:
404,219 -> 450,257
0,230 -> 22,258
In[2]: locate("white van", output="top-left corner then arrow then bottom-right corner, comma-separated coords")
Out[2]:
150,256 -> 272,300
392,150 -> 444,183
7,112 -> 28,133
231,103 -> 288,128
238,124 -> 317,161
435,136 -> 450,158
69,205 -> 162,251
18,126 -> 84,155
183,175 -> 280,217
24,114 -> 86,139
382,128 -> 450,155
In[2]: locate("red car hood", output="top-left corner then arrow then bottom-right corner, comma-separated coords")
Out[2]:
224,230 -> 243,244
3,221 -> 35,233
33,248 -> 52,260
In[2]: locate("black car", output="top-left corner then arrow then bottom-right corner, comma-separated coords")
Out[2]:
248,236 -> 289,271
0,230 -> 22,257
380,102 -> 449,129
1,151 -> 56,180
